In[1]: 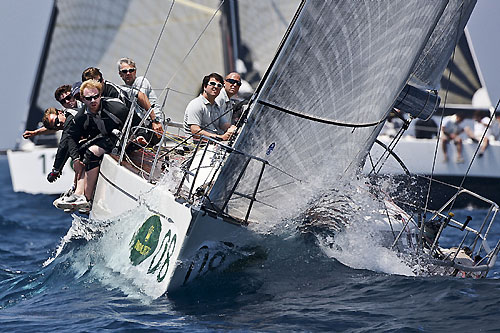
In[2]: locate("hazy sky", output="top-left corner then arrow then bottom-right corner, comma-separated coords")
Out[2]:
1,1 -> 499,150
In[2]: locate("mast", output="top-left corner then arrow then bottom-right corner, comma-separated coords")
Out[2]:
220,0 -> 241,74
24,1 -> 58,144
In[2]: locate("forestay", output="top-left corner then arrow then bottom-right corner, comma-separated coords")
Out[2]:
208,0 -> 450,222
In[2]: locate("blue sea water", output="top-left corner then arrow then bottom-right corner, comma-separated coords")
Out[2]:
1,155 -> 500,332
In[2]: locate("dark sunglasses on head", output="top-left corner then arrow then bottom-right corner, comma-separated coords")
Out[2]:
59,94 -> 74,103
120,68 -> 136,74
226,78 -> 241,86
208,81 -> 223,88
83,94 -> 100,102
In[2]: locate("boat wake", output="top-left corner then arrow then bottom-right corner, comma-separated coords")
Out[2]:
296,176 -> 424,277
43,214 -> 113,267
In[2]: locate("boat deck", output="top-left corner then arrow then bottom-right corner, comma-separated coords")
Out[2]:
109,146 -> 190,183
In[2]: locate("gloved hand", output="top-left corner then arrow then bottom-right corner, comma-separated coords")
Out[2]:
47,169 -> 61,183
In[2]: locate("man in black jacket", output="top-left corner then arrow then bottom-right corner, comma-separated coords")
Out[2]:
56,79 -> 129,210
42,107 -> 78,183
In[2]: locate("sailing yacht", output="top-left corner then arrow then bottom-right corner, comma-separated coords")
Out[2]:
72,0 -> 500,299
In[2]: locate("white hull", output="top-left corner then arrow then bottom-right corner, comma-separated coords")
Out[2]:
367,136 -> 500,179
7,148 -> 75,195
91,154 -> 260,298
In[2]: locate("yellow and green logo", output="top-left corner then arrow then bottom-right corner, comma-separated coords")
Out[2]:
130,215 -> 162,266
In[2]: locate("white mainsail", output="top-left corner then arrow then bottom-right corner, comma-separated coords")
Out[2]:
208,0 -> 451,222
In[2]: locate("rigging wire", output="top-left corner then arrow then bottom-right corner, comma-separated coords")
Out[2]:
118,0 -> 176,164
158,0 -> 225,102
423,0 -> 465,216
445,99 -> 500,210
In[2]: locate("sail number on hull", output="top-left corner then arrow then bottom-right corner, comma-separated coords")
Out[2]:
130,215 -> 177,282
38,153 -> 56,174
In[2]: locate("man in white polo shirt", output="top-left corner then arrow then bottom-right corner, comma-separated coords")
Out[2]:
184,73 -> 235,142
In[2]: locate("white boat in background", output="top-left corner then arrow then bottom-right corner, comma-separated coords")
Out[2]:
7,146 -> 74,195
75,0 -> 500,299
7,3 -> 73,195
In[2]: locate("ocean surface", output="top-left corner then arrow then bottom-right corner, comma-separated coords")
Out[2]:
1,154 -> 500,332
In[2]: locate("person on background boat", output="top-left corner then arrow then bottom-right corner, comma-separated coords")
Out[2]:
215,72 -> 242,125
441,113 -> 465,163
58,79 -> 130,209
42,107 -> 79,184
117,57 -> 163,140
465,110 -> 490,157
22,84 -> 82,139
184,73 -> 236,142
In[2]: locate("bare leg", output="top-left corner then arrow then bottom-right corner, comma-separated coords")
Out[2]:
441,137 -> 449,162
455,137 -> 463,162
84,167 -> 100,200
74,175 -> 86,196
83,145 -> 106,200
479,137 -> 489,156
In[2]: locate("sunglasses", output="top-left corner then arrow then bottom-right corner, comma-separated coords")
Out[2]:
53,116 -> 60,128
120,68 -> 136,74
83,94 -> 100,102
208,81 -> 223,88
48,114 -> 62,130
226,78 -> 241,86
59,94 -> 74,103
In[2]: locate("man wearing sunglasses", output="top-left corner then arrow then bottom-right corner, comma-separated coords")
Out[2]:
41,106 -> 79,184
55,79 -> 130,211
184,73 -> 236,142
22,84 -> 82,139
117,57 -> 163,139
215,72 -> 242,125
